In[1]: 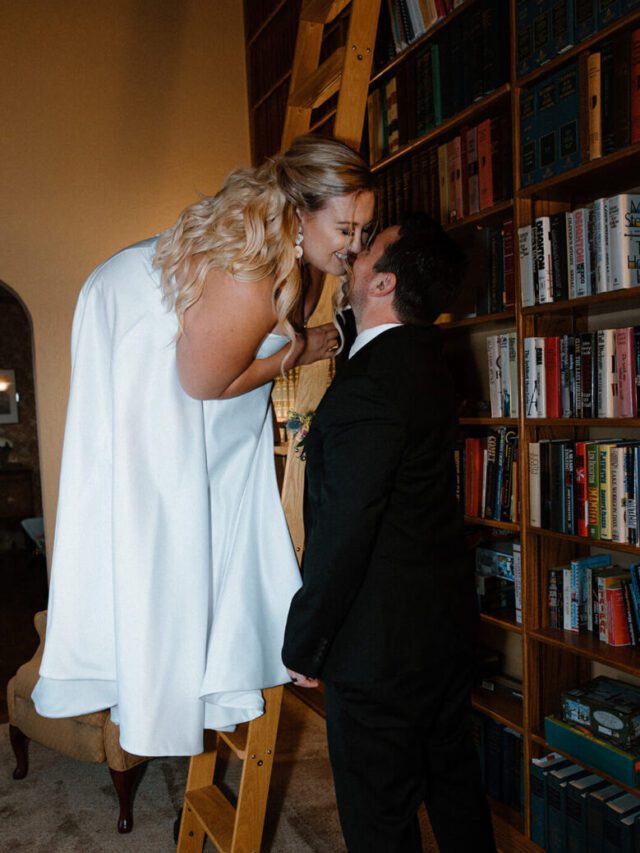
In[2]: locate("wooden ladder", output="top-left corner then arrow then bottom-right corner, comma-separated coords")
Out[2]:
176,3 -> 380,851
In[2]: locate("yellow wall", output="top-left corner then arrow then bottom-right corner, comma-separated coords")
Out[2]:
0,1 -> 250,556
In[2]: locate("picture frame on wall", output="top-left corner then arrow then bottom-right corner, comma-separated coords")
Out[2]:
0,369 -> 18,424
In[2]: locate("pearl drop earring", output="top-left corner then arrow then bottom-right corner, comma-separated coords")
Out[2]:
294,226 -> 304,259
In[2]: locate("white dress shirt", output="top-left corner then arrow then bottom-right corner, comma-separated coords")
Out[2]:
348,323 -> 403,359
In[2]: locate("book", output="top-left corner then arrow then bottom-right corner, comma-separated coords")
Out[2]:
587,51 -> 602,160
608,193 -> 640,290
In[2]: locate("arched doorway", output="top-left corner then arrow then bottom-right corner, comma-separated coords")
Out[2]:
0,281 -> 47,723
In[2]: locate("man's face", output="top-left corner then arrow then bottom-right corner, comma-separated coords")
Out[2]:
347,226 -> 400,316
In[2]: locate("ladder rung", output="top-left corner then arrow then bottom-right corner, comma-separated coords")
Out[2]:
185,786 -> 236,852
302,0 -> 351,24
218,726 -> 248,759
288,46 -> 345,110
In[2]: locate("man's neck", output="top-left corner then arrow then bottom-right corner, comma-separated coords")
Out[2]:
354,308 -> 400,335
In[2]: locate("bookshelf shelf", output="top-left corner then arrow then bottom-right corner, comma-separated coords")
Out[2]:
465,515 -> 520,531
529,627 -> 640,678
522,288 -> 640,316
435,310 -> 516,330
524,418 -> 640,428
530,734 -> 640,798
472,688 -> 524,732
516,8 -> 640,89
370,84 -> 511,174
369,0 -> 479,86
519,141 -> 640,202
527,527 -> 640,556
487,797 -> 526,839
460,417 -> 518,426
444,199 -> 514,233
480,611 -> 523,634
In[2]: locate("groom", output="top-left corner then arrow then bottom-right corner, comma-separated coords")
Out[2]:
282,214 -> 496,852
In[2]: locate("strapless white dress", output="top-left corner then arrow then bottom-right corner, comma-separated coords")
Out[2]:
32,237 -> 302,756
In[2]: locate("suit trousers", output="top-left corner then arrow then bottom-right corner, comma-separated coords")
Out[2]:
323,658 -> 496,853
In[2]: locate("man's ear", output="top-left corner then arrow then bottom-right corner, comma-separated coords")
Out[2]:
372,272 -> 396,297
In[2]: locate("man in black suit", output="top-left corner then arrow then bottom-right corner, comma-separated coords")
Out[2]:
282,215 -> 496,853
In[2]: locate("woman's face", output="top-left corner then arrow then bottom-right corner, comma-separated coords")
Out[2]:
297,190 -> 376,276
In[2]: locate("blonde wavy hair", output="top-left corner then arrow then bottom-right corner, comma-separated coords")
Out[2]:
154,135 -> 375,350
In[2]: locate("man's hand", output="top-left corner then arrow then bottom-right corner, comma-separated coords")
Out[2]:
287,668 -> 319,688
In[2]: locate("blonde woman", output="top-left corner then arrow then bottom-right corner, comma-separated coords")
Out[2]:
33,135 -> 376,757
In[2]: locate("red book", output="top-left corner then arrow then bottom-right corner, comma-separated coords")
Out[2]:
502,219 -> 515,309
464,437 -> 484,517
477,118 -> 493,210
615,327 -> 637,418
631,28 -> 640,144
544,337 -> 562,418
575,441 -> 589,538
606,583 -> 632,647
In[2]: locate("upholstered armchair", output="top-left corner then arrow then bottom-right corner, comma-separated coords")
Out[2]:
7,611 -> 148,833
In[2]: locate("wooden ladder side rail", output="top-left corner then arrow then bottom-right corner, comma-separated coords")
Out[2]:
176,686 -> 284,853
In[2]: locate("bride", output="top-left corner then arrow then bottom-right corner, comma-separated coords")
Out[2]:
32,135 -> 376,756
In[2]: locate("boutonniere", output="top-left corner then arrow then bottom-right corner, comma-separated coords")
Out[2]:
285,409 -> 314,459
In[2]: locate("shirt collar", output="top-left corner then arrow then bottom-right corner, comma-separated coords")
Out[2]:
348,323 -> 403,359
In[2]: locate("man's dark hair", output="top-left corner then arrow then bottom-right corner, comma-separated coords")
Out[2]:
373,212 -> 467,325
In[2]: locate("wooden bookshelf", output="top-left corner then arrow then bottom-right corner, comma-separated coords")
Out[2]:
244,1 -> 640,846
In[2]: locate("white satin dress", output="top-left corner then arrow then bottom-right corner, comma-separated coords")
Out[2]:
32,237 -> 302,756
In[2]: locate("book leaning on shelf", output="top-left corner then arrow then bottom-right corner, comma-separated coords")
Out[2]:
529,438 -> 640,543
523,327 -> 640,419
517,190 -> 640,306
519,26 -> 640,188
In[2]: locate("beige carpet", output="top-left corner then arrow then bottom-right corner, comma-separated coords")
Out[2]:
2,691 -> 440,852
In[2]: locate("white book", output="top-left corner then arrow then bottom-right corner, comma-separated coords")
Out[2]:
405,0 -> 426,36
499,334 -> 511,417
535,216 -> 554,303
563,566 -> 573,630
524,337 -> 538,417
508,333 -> 519,418
596,329 -> 617,417
486,335 -> 503,418
535,337 -> 547,417
529,443 -> 541,527
513,541 -> 522,624
518,225 -> 536,307
566,210 -> 576,299
610,446 -> 627,543
608,193 -> 640,290
593,197 -> 609,293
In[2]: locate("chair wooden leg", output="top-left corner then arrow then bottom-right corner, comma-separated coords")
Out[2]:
9,724 -> 29,780
177,734 -> 220,853
109,763 -> 144,834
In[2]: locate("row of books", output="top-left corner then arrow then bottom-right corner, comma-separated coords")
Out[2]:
529,439 -> 640,543
472,712 -> 524,813
547,556 -> 640,647
487,333 -> 519,418
518,192 -> 640,305
475,541 -> 522,622
367,0 -> 509,163
516,0 -> 640,78
520,31 -> 640,188
530,752 -> 640,852
375,121 -> 511,231
458,429 -> 520,522
523,328 -> 640,419
385,0 -> 464,55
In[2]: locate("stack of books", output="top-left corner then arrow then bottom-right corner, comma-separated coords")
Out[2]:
459,428 -> 519,522
472,712 -> 524,812
475,541 -> 522,622
486,333 -> 519,417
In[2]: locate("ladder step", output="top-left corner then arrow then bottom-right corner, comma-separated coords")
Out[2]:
218,726 -> 248,759
302,0 -> 351,24
288,46 -> 345,110
185,786 -> 236,853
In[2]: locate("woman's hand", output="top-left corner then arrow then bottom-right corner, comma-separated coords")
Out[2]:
294,322 -> 340,366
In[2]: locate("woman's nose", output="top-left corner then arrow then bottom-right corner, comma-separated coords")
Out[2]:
349,231 -> 364,254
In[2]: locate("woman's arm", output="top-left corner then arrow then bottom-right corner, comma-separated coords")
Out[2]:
176,267 -> 276,400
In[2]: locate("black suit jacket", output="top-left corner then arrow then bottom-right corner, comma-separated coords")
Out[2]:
282,324 -> 477,682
